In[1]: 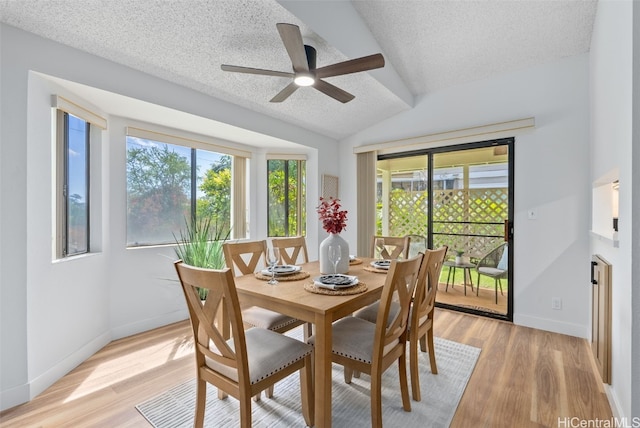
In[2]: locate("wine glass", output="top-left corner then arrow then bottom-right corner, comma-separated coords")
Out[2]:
328,244 -> 342,274
374,237 -> 385,259
266,246 -> 280,285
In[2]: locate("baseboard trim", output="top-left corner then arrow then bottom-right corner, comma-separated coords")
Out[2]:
0,382 -> 30,412
513,313 -> 589,338
604,384 -> 626,420
110,309 -> 188,340
1,311 -> 189,412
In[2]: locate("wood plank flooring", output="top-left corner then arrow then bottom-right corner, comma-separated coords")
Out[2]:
436,283 -> 508,315
0,309 -> 612,427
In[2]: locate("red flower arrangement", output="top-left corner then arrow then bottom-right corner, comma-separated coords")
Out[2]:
317,197 -> 348,234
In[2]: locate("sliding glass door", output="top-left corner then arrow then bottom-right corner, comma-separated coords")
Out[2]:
376,139 -> 513,320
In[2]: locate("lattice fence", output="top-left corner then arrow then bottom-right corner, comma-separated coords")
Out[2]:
378,188 -> 508,260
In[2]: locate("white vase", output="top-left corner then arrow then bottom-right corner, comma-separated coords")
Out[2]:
319,233 -> 350,274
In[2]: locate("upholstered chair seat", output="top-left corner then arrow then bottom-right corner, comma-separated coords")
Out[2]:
206,328 -> 313,385
241,307 -> 302,331
308,317 -> 399,364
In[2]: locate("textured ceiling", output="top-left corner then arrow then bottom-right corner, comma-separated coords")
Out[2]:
0,0 -> 597,141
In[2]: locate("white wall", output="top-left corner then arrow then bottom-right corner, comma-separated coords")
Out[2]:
339,54 -> 591,339
0,23 -> 335,410
589,0 -> 634,419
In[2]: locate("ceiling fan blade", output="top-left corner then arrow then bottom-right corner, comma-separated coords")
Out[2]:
270,82 -> 299,103
313,79 -> 355,103
315,53 -> 385,79
276,23 -> 309,73
221,64 -> 294,78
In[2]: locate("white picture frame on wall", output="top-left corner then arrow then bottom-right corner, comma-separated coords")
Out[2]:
322,174 -> 339,199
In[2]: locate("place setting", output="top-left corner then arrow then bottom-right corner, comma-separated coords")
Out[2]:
365,259 -> 392,273
305,243 -> 367,295
304,273 -> 367,295
254,247 -> 310,283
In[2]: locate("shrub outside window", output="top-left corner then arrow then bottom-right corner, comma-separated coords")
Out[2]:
267,159 -> 306,237
126,136 -> 232,246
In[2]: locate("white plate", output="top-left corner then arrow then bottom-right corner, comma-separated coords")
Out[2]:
370,260 -> 391,270
261,265 -> 301,275
313,274 -> 359,290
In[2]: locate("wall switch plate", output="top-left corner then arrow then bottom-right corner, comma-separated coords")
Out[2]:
527,210 -> 537,220
552,297 -> 562,310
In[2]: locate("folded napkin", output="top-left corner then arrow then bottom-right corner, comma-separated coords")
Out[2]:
260,265 -> 300,275
313,274 -> 358,290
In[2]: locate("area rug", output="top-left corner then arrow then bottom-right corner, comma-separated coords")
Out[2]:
136,332 -> 480,427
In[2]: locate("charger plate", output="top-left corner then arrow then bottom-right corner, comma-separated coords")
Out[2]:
363,266 -> 389,274
254,271 -> 310,281
304,281 -> 367,295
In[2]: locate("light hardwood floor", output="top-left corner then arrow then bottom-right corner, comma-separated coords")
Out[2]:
0,309 -> 612,427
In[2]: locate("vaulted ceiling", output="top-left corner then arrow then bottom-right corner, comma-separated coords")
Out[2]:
0,0 -> 598,140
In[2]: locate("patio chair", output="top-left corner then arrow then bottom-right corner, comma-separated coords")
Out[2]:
407,234 -> 427,258
475,242 -> 508,304
174,261 -> 313,428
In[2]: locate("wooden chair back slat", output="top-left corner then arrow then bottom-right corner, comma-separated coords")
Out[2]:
174,262 -> 248,379
370,235 -> 411,260
414,246 -> 448,324
272,236 -> 309,265
223,240 -> 268,276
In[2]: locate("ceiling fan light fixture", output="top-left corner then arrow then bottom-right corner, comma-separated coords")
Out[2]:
294,73 -> 315,87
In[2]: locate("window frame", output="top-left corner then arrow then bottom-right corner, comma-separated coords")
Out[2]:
53,95 -> 106,260
125,126 -> 249,247
56,110 -> 91,258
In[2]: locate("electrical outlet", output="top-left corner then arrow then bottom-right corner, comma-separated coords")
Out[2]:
552,297 -> 562,310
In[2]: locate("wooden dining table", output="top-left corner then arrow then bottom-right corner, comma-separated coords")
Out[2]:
233,258 -> 388,428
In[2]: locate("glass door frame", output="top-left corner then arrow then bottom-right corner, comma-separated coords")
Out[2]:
377,137 -> 514,322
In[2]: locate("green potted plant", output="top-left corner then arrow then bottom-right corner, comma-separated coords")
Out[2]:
455,250 -> 465,265
174,217 -> 229,299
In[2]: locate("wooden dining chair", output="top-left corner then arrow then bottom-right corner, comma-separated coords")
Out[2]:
174,261 -> 314,428
370,235 -> 411,260
353,246 -> 448,401
272,236 -> 309,265
223,240 -> 308,398
308,254 -> 423,427
408,246 -> 447,401
222,240 -> 305,334
271,236 -> 314,339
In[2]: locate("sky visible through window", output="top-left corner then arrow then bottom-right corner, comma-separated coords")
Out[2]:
67,114 -> 87,203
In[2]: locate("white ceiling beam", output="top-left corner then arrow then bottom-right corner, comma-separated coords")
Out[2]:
277,0 -> 414,108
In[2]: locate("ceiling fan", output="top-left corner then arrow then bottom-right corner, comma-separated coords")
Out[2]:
221,23 -> 385,103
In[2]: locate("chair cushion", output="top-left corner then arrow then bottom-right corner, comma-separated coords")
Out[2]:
242,306 -> 300,331
353,301 -> 400,326
354,301 -> 427,330
205,328 -> 313,385
308,317 -> 399,364
478,267 -> 506,277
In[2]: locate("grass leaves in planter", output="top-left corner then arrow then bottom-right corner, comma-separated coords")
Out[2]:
174,218 -> 229,299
